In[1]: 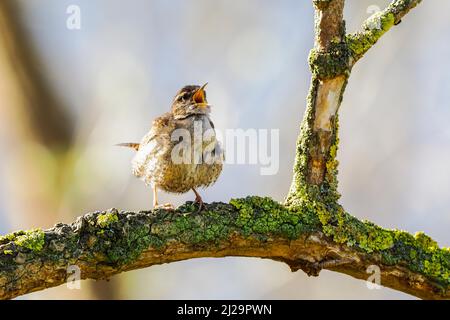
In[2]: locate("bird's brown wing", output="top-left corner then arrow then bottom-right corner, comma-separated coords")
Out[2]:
140,112 -> 174,145
132,112 -> 175,179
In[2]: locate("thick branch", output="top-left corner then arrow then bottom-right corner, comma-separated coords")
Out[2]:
0,198 -> 448,300
287,0 -> 347,204
346,0 -> 422,64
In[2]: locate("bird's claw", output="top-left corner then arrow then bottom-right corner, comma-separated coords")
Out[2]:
194,196 -> 204,213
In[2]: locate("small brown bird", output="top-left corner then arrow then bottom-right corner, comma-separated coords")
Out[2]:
118,84 -> 223,211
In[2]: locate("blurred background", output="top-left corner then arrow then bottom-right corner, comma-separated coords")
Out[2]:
0,0 -> 449,299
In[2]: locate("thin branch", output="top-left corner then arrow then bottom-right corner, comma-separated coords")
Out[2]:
0,199 -> 448,300
347,0 -> 423,64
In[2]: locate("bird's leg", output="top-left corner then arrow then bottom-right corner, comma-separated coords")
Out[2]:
153,185 -> 174,210
192,188 -> 204,213
153,185 -> 159,208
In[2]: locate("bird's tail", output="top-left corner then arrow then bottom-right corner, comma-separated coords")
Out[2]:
115,142 -> 140,151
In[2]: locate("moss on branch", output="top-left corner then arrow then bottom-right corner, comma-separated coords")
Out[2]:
346,0 -> 422,63
309,43 -> 350,79
0,197 -> 448,299
346,12 -> 395,62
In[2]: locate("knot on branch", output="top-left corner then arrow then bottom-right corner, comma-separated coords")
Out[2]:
289,260 -> 322,276
288,254 -> 355,277
308,42 -> 350,79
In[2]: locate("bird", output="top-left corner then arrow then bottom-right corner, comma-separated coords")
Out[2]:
117,84 -> 223,211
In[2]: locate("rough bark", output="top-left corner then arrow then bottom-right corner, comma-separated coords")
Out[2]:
1,0 -> 447,300
346,0 -> 423,64
286,0 -> 348,206
0,201 -> 449,300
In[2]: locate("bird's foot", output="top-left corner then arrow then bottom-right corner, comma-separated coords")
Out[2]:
154,203 -> 175,211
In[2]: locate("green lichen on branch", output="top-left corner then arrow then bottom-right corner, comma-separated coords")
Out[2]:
0,230 -> 26,245
0,199 -> 448,298
345,0 -> 423,64
313,204 -> 449,287
240,194 -> 448,288
285,78 -> 318,206
346,11 -> 395,62
0,229 -> 45,252
229,197 -> 449,288
14,229 -> 45,252
97,211 -> 119,228
309,42 -> 350,79
285,78 -> 343,207
231,197 -> 318,239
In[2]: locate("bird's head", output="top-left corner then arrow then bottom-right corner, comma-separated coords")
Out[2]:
171,83 -> 210,119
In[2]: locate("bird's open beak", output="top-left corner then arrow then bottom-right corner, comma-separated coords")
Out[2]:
193,83 -> 208,106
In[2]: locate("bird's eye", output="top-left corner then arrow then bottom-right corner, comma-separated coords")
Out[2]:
177,93 -> 187,102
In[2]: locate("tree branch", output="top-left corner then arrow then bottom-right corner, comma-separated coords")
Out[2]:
0,199 -> 448,300
346,0 -> 423,64
286,0 -> 347,205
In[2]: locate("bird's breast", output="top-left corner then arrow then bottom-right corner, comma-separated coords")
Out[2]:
132,114 -> 223,193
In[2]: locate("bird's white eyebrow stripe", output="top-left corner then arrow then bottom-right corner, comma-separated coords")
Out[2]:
174,91 -> 190,101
